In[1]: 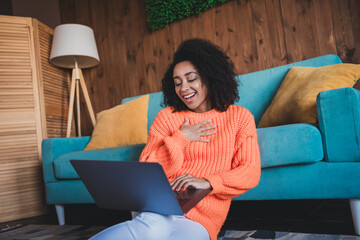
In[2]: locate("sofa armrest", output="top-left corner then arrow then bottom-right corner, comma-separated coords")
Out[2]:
317,87 -> 360,162
42,136 -> 91,183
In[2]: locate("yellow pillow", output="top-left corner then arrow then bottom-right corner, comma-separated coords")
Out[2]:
258,64 -> 360,128
84,95 -> 149,150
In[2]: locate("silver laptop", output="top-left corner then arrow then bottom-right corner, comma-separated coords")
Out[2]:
70,160 -> 211,215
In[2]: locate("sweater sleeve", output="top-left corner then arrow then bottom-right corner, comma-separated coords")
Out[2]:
139,110 -> 190,177
203,112 -> 261,200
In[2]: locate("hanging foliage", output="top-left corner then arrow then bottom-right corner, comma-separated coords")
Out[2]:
146,0 -> 231,30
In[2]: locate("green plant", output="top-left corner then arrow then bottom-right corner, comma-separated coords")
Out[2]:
146,0 -> 230,30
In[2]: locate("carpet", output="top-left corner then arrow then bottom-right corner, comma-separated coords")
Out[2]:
217,230 -> 360,240
1,224 -> 360,240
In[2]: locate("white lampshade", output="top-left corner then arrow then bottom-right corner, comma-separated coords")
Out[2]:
50,24 -> 100,69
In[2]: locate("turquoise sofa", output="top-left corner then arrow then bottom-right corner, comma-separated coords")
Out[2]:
42,54 -> 360,235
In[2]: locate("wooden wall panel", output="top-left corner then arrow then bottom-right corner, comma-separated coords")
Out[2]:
280,0 -> 320,62
264,0 -> 287,65
349,0 -> 360,64
59,0 -> 360,136
331,0 -> 357,63
230,1 -> 259,73
312,0 -> 337,56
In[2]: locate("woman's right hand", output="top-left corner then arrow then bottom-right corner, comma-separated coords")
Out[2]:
180,118 -> 216,142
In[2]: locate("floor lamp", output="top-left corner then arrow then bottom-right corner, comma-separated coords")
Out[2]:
50,24 -> 100,137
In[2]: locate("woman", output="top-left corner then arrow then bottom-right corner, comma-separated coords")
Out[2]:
90,38 -> 261,240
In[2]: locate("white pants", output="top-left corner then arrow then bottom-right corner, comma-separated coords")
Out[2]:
89,212 -> 210,240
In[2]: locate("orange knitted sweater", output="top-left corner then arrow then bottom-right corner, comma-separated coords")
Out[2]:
139,105 -> 261,240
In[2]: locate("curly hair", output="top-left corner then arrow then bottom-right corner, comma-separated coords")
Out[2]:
161,38 -> 239,112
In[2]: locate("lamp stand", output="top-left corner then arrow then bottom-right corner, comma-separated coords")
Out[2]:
66,64 -> 96,137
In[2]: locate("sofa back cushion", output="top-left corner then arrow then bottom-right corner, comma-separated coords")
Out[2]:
54,144 -> 146,179
235,54 -> 342,125
122,54 -> 342,130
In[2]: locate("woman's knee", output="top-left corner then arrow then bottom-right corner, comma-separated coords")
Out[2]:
169,216 -> 210,240
89,212 -> 172,240
132,212 -> 173,240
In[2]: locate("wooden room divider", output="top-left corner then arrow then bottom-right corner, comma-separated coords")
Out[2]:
0,15 -> 75,223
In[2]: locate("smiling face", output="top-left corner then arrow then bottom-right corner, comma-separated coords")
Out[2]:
173,61 -> 212,113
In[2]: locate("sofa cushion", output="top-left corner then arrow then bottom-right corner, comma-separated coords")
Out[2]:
54,144 -> 146,179
257,123 -> 324,168
85,95 -> 149,150
258,64 -> 360,128
122,92 -> 165,132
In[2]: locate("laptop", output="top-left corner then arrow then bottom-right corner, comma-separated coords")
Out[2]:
70,160 -> 211,215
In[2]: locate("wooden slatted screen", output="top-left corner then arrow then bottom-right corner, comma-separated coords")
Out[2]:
0,15 -> 73,223
33,19 -> 74,139
0,15 -> 46,223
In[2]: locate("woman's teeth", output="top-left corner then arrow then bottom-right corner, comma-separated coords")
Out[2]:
184,93 -> 196,99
